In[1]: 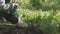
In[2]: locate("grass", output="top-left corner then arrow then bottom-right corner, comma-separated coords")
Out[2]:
17,9 -> 60,34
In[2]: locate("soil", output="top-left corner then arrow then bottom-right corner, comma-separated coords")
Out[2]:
0,23 -> 44,34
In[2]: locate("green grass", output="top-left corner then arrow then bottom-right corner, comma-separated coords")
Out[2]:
14,0 -> 60,34
17,9 -> 60,34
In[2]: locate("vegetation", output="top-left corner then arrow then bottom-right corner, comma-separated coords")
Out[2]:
16,0 -> 60,34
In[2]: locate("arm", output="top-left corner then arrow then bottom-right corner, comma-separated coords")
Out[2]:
0,3 -> 20,12
12,3 -> 20,9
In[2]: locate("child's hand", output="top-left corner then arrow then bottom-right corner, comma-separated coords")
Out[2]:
14,4 -> 20,8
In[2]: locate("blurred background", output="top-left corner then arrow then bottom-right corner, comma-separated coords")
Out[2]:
17,0 -> 60,34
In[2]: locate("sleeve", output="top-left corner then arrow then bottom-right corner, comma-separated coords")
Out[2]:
0,3 -> 19,12
2,3 -> 18,10
2,3 -> 12,10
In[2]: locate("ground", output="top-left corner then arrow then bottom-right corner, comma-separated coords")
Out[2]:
0,20 -> 44,34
